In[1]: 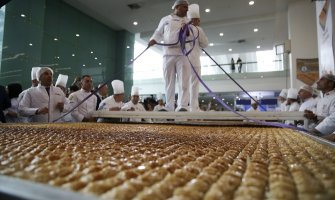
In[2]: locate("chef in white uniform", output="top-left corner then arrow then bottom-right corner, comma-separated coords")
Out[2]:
18,67 -> 41,107
19,67 -> 66,122
285,88 -> 300,125
246,98 -> 260,112
97,80 -> 125,122
69,75 -> 97,122
148,0 -> 191,112
121,86 -> 148,122
55,74 -> 72,122
298,85 -> 317,112
187,4 -> 209,112
304,74 -> 335,128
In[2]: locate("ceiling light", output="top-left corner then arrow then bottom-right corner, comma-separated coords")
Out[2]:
228,48 -> 232,51
75,34 -> 80,37
83,64 -> 86,67
90,51 -> 94,54
72,54 -> 75,57
54,38 -> 58,41
205,8 -> 210,13
209,43 -> 214,46
261,75 -> 264,78
99,63 -> 102,65
133,21 -> 138,26
257,45 -> 261,49
127,46 -> 130,49
219,33 -> 224,37
249,1 -> 255,6
20,14 -> 26,18
253,28 -> 258,32
94,57 -> 98,60
213,97 -> 216,99
28,43 -> 33,46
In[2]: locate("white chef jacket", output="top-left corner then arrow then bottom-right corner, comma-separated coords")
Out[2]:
5,98 -> 27,123
19,85 -> 66,122
153,104 -> 167,111
59,98 -> 73,122
315,111 -> 335,135
69,89 -> 97,122
315,90 -> 335,119
299,97 -> 317,112
151,14 -> 190,56
285,101 -> 300,112
121,100 -> 147,122
98,95 -> 124,111
97,95 -> 125,123
284,101 -> 300,125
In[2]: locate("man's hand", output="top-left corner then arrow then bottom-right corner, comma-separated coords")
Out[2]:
109,107 -> 121,111
127,107 -> 135,111
148,39 -> 157,47
36,107 -> 48,115
304,110 -> 317,121
56,102 -> 64,112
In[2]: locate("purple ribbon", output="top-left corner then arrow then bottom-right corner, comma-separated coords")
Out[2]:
176,23 -> 307,132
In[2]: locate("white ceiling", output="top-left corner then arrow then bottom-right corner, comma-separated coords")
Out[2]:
62,0 -> 298,56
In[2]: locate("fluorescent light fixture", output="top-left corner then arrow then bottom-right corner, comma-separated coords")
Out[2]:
228,48 -> 232,51
28,43 -> 33,46
205,8 -> 210,13
253,28 -> 258,32
257,45 -> 260,49
54,38 -> 58,41
219,33 -> 224,37
133,21 -> 138,26
75,34 -> 80,37
209,43 -> 214,46
20,14 -> 26,18
249,1 -> 255,6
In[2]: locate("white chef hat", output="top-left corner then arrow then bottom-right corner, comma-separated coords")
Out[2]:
287,88 -> 298,99
299,85 -> 313,94
31,67 -> 41,80
36,67 -> 53,81
172,0 -> 189,9
279,89 -> 287,98
187,4 -> 200,19
322,73 -> 335,82
131,86 -> 140,96
111,80 -> 124,94
55,74 -> 68,88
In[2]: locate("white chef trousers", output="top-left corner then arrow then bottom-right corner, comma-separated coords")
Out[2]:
189,65 -> 201,111
163,55 -> 190,111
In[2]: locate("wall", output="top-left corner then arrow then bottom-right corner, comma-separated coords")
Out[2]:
0,0 -> 134,95
288,0 -> 318,88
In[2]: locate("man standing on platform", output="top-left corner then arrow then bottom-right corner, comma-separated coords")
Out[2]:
187,4 -> 208,112
148,0 -> 190,112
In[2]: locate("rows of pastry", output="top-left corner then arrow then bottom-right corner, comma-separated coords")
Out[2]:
0,123 -> 334,200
